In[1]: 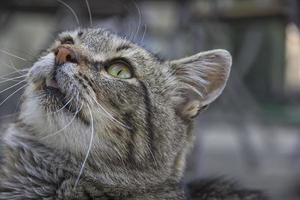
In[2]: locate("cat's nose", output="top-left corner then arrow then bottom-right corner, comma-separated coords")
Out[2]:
54,46 -> 77,65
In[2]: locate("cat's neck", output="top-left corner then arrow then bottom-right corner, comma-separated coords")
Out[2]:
1,123 -> 186,200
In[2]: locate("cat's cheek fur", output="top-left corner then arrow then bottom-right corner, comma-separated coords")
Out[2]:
28,53 -> 55,83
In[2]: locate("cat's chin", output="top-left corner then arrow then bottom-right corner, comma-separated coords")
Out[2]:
44,86 -> 66,104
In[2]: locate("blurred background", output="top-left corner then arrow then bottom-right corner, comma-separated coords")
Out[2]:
0,0 -> 299,199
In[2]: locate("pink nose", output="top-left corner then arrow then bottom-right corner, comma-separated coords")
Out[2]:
54,47 -> 77,65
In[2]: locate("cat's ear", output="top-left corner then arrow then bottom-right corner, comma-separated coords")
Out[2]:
169,49 -> 232,119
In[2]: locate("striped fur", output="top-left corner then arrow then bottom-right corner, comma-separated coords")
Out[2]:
0,28 -> 265,199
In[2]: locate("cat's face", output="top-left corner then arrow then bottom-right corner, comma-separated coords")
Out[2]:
20,28 -> 231,185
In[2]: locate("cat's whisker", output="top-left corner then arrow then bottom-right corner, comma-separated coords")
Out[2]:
0,84 -> 27,107
118,1 -> 132,41
2,71 -> 28,80
74,103 -> 94,189
0,75 -> 27,84
41,103 -> 83,140
0,80 -> 26,94
7,58 -> 24,76
46,96 -> 74,115
0,78 -> 26,85
84,83 -> 130,128
0,69 -> 29,79
128,22 -> 135,42
0,60 -> 24,76
57,0 -> 80,27
0,49 -> 28,61
84,0 -> 93,27
140,23 -> 147,44
0,73 -> 27,79
126,12 -> 136,41
0,112 -> 19,120
90,96 -> 131,129
132,0 -> 142,41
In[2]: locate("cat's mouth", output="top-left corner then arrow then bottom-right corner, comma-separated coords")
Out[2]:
39,75 -> 90,124
39,76 -> 76,114
43,76 -> 65,99
45,77 -> 59,90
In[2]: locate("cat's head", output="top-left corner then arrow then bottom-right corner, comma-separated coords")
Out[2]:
20,28 -> 231,186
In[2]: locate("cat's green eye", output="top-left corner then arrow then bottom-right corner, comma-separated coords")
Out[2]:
106,62 -> 132,79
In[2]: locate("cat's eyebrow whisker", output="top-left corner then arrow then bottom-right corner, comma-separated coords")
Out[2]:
0,84 -> 27,107
140,23 -> 147,44
127,23 -> 134,42
0,80 -> 26,94
132,0 -> 142,41
90,96 -> 131,129
0,49 -> 28,61
84,0 -> 93,27
74,103 -> 94,189
41,103 -> 83,140
57,0 -> 80,27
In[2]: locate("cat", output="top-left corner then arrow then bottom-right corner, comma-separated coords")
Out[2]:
0,28 -> 267,200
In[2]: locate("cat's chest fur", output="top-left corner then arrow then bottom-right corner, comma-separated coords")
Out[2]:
0,127 -> 266,200
0,125 -> 185,200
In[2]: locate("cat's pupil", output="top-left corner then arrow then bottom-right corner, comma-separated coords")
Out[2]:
117,69 -> 122,76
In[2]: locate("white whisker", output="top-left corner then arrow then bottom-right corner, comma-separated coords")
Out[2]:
47,96 -> 74,115
0,75 -> 27,84
0,49 -> 27,61
0,113 -> 19,120
0,60 -> 23,76
120,2 -> 133,41
85,0 -> 93,27
0,80 -> 26,95
90,95 -> 131,129
128,22 -> 135,41
0,84 -> 27,107
7,58 -> 23,75
140,23 -> 147,43
74,104 -> 94,188
41,103 -> 83,140
0,69 -> 29,79
57,0 -> 80,27
133,0 -> 142,41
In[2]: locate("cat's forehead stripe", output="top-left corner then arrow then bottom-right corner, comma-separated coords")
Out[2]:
116,44 -> 132,52
56,29 -> 164,65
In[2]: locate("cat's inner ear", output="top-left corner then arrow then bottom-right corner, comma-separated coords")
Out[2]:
170,49 -> 232,119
